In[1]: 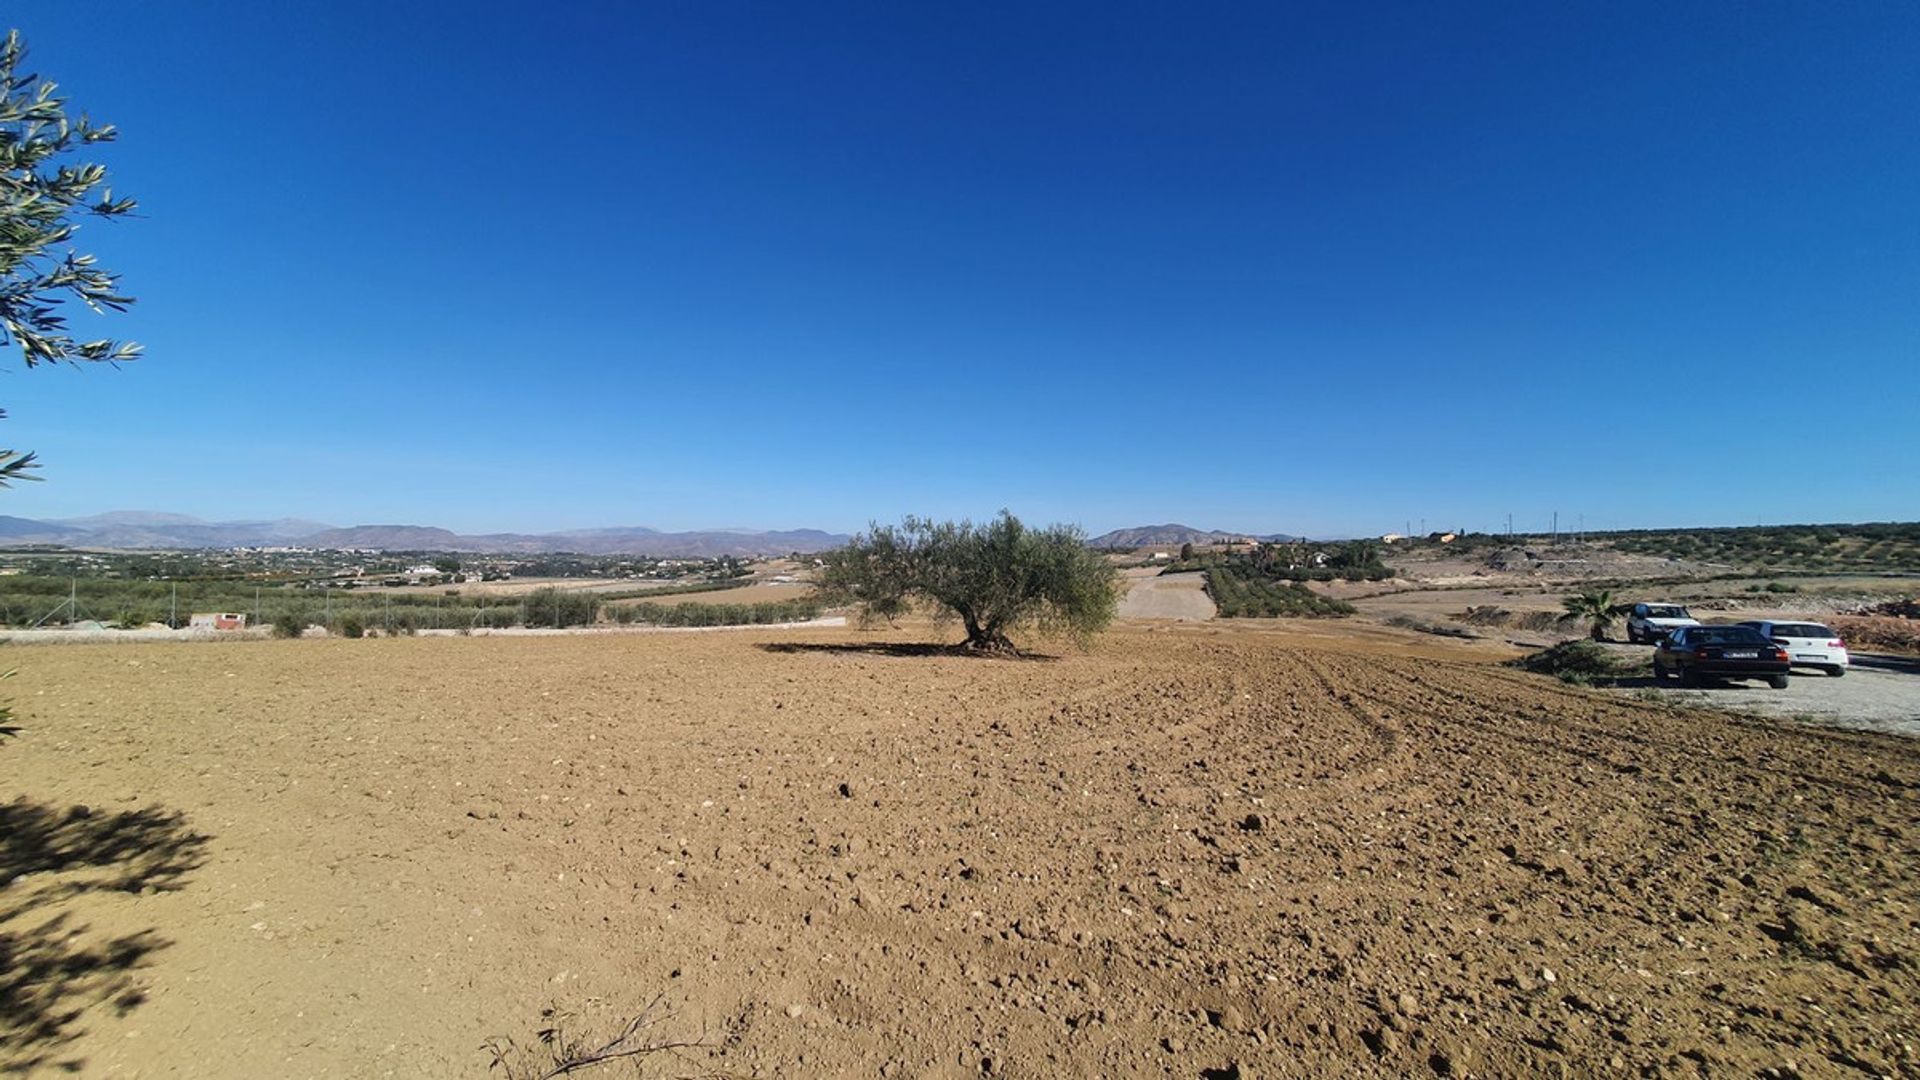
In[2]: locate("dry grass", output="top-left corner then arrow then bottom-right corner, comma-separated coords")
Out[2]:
1831,615 -> 1920,655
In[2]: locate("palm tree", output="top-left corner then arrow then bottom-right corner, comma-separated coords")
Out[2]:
1562,589 -> 1622,641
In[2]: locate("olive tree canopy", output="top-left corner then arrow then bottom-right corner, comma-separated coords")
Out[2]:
0,28 -> 140,485
820,512 -> 1120,653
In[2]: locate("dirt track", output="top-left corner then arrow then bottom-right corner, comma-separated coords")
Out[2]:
1117,570 -> 1216,621
4,625 -> 1918,1078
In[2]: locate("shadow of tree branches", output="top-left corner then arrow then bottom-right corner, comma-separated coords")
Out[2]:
0,798 -> 210,1074
756,641 -> 1058,661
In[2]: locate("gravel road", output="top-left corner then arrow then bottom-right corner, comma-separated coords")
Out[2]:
1602,644 -> 1920,737
1116,569 -> 1216,620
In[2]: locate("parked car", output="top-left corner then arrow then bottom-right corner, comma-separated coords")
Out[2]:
1626,602 -> 1702,644
1735,620 -> 1850,676
1652,625 -> 1791,688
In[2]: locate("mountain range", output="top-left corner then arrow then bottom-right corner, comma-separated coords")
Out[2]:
0,512 -> 1306,556
0,511 -> 848,557
1087,524 -> 1303,548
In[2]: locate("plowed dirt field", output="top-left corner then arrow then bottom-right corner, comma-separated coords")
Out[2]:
4,625 -> 1917,1078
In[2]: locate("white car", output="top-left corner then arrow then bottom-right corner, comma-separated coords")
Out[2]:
1736,620 -> 1850,677
1627,602 -> 1702,644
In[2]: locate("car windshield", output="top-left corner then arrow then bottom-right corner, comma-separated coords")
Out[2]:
1646,605 -> 1688,618
1770,623 -> 1832,639
1691,627 -> 1769,645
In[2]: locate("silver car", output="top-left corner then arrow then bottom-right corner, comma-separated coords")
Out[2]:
1735,620 -> 1850,677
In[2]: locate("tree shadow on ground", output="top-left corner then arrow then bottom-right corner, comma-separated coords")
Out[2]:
0,798 -> 210,1074
756,641 -> 1058,662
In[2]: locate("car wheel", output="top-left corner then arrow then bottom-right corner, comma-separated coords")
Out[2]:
1769,675 -> 1789,689
1679,666 -> 1698,688
1652,660 -> 1667,681
1827,665 -> 1846,678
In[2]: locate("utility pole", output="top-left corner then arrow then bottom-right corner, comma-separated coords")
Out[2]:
70,578 -> 77,626
170,581 -> 177,629
1552,511 -> 1558,544
1506,513 -> 1513,537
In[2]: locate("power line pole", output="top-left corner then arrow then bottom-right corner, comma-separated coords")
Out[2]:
1552,511 -> 1558,544
170,581 -> 177,629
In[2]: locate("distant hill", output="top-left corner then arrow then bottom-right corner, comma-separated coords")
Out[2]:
303,525 -> 467,550
0,510 -> 847,556
0,515 -> 83,540
308,524 -> 848,557
1089,524 -> 1301,548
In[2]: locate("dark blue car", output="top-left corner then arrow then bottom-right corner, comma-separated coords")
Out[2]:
1653,625 -> 1791,688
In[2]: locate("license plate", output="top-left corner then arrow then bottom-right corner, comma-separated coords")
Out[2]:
1723,651 -> 1757,659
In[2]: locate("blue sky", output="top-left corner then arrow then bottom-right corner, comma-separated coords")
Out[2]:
3,1 -> 1915,537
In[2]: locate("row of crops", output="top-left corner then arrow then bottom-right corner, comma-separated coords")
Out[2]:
1204,567 -> 1356,619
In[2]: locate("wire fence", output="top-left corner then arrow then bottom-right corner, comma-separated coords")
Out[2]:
0,577 -> 820,634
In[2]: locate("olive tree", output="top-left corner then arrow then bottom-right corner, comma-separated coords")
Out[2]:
820,511 -> 1120,653
0,28 -> 141,485
0,30 -> 139,743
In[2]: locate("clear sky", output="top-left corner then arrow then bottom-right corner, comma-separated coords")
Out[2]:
3,1 -> 1915,537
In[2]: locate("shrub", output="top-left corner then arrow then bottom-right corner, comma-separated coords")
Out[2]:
1507,640 -> 1630,686
610,598 -> 822,627
1385,614 -> 1474,639
1514,610 -> 1579,633
333,613 -> 365,639
271,611 -> 306,639
523,587 -> 600,628
473,605 -> 523,630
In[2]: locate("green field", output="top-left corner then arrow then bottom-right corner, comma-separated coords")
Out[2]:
1205,566 -> 1355,618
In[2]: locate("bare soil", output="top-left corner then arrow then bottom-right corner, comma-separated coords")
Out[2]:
4,624 -> 1918,1078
